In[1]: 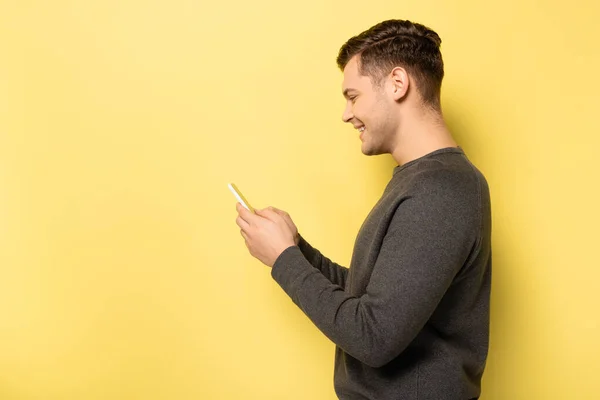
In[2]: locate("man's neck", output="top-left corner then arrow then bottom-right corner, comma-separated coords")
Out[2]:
390,113 -> 458,166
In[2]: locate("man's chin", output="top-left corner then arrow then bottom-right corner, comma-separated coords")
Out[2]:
361,145 -> 383,156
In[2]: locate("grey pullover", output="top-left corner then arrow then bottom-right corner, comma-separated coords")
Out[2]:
271,147 -> 492,400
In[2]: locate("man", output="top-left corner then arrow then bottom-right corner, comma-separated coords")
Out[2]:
235,19 -> 492,400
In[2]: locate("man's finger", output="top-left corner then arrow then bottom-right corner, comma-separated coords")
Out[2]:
240,230 -> 251,249
236,215 -> 250,230
236,202 -> 256,224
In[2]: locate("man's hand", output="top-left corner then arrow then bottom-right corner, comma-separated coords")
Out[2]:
268,206 -> 300,246
235,203 -> 299,267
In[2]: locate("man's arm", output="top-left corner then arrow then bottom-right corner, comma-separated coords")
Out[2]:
270,174 -> 479,367
296,234 -> 349,288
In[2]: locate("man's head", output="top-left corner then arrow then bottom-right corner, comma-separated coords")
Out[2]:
337,19 -> 444,156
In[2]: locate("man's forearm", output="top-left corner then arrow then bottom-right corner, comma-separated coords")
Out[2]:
296,234 -> 349,288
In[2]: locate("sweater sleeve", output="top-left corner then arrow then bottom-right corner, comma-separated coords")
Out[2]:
271,176 -> 478,368
296,234 -> 349,288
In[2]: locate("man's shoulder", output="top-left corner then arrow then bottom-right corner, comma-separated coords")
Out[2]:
404,157 -> 483,197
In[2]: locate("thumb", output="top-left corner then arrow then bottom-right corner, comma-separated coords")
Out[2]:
256,207 -> 278,220
269,207 -> 284,216
255,207 -> 272,217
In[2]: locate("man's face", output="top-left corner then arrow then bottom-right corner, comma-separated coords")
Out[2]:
341,56 -> 397,156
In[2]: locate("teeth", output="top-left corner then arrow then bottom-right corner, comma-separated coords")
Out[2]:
358,127 -> 365,132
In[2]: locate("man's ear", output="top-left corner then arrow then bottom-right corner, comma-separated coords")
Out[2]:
389,66 -> 409,101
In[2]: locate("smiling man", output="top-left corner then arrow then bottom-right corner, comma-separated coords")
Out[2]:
235,19 -> 492,400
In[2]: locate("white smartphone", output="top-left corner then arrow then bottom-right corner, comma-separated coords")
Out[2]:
228,183 -> 255,213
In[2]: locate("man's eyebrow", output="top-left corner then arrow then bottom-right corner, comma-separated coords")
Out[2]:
343,88 -> 358,98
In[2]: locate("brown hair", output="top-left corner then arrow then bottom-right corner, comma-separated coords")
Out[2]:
337,19 -> 444,110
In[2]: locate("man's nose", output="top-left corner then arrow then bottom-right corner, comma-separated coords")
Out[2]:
342,103 -> 353,123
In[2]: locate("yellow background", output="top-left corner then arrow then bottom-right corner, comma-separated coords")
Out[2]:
1,1 -> 599,399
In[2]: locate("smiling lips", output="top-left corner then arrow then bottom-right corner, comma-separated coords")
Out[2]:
356,126 -> 365,140
352,124 -> 366,140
